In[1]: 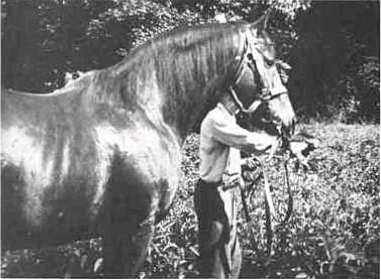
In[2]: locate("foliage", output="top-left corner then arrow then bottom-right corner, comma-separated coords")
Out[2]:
0,0 -> 311,91
288,1 -> 380,123
159,0 -> 311,21
2,123 -> 379,278
2,0 -> 379,122
1,0 -> 201,92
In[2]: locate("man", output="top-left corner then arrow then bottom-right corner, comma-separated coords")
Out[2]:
194,91 -> 280,279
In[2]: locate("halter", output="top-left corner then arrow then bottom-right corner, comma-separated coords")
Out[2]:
228,29 -> 288,114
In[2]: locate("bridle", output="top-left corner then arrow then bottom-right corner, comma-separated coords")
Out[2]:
228,29 -> 288,114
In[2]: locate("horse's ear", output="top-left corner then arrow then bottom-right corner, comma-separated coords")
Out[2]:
251,7 -> 272,32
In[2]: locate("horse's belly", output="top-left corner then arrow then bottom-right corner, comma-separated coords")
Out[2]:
2,161 -> 104,248
1,159 -> 106,250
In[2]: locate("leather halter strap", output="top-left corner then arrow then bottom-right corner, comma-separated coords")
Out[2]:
228,30 -> 288,114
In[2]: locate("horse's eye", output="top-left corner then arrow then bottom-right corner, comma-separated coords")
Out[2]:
247,53 -> 253,61
264,57 -> 274,67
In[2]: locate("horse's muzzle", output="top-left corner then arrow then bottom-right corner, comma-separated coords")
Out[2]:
267,92 -> 296,138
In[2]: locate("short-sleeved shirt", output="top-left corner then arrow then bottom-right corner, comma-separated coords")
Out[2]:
200,103 -> 273,183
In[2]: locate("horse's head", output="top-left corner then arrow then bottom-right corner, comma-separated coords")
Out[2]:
227,13 -> 296,139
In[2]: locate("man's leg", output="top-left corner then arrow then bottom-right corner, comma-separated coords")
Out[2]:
228,221 -> 242,278
194,180 -> 230,278
219,188 -> 242,279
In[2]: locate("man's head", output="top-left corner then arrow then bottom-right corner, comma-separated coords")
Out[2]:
219,92 -> 241,115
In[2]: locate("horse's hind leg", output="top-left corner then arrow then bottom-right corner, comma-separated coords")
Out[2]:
104,213 -> 155,278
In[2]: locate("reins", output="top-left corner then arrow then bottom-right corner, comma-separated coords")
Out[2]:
241,150 -> 293,263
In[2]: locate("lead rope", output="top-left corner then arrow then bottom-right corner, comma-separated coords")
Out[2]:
282,152 -> 293,226
240,157 -> 274,264
242,148 -> 293,264
257,156 -> 275,262
262,150 -> 293,260
240,187 -> 264,262
261,161 -> 274,260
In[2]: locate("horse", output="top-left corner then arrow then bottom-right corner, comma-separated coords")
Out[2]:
1,14 -> 296,277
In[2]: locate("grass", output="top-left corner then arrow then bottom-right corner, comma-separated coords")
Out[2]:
1,122 -> 379,278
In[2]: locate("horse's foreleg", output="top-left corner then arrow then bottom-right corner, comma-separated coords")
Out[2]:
124,214 -> 155,276
104,211 -> 155,278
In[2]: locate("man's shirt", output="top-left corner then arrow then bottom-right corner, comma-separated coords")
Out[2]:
199,103 -> 274,183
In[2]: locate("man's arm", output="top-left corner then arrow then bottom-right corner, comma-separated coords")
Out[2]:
210,114 -> 278,154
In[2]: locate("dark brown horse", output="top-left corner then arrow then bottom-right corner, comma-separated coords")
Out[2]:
1,16 -> 295,277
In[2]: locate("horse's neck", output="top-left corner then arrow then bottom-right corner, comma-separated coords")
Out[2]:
164,72 -> 227,140
165,89 -> 216,141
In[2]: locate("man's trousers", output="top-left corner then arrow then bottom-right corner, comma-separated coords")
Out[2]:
194,179 -> 242,279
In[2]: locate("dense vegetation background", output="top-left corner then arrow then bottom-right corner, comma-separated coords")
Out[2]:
1,0 -> 379,278
1,0 -> 380,122
2,124 -> 379,278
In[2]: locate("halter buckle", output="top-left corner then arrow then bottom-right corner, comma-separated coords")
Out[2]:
260,88 -> 288,102
260,88 -> 272,101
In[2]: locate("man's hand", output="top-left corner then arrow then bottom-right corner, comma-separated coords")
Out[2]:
246,133 -> 280,155
240,157 -> 263,192
241,157 -> 260,170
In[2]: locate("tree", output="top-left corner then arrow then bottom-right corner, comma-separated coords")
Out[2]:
1,0 -> 309,92
288,1 -> 380,122
2,0 -> 378,122
1,0 -> 201,92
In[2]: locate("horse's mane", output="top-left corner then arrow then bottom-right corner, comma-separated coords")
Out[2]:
94,22 -> 250,134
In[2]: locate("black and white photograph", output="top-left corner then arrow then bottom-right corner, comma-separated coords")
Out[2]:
1,0 -> 379,278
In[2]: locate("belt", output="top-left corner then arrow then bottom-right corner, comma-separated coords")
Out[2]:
199,179 -> 222,188
200,179 -> 239,191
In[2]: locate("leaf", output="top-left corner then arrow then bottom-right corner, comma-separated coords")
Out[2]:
74,249 -> 81,257
295,272 -> 308,278
93,258 -> 103,273
80,254 -> 87,269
